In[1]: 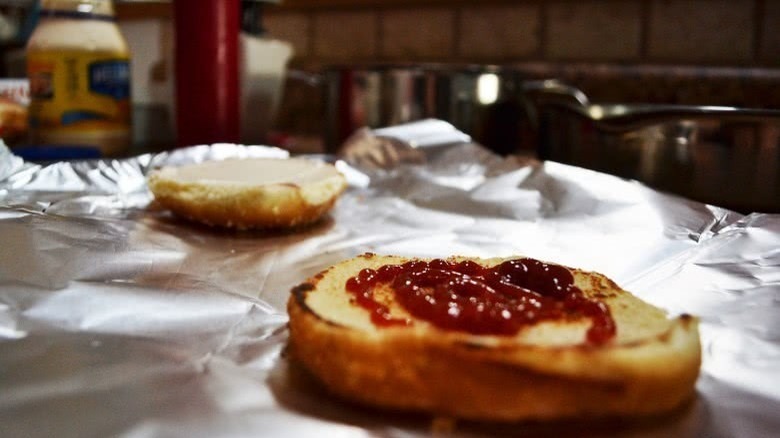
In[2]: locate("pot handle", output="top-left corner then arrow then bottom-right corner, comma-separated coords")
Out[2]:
520,79 -> 590,128
592,105 -> 780,133
522,79 -> 780,133
286,69 -> 322,87
522,79 -> 591,107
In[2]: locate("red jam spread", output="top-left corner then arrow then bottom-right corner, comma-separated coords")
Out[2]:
345,258 -> 616,344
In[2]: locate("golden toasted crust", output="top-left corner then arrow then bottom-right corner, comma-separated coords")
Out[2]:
147,158 -> 347,229
287,254 -> 701,421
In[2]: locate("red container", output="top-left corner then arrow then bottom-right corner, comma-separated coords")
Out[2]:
173,0 -> 240,147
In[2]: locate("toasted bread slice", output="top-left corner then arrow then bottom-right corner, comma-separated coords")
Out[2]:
287,253 -> 701,422
147,157 -> 346,229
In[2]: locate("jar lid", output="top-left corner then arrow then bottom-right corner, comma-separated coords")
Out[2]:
39,0 -> 115,20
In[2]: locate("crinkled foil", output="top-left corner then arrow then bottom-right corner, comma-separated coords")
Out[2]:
0,122 -> 778,437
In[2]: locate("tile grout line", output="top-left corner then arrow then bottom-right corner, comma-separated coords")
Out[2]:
375,8 -> 383,60
452,5 -> 462,59
306,10 -> 316,61
639,0 -> 651,60
753,0 -> 764,63
538,0 -> 548,61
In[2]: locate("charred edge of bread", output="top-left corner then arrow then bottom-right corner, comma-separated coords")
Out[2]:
286,253 -> 702,422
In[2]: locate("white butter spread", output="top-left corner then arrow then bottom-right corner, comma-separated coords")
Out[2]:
159,158 -> 340,187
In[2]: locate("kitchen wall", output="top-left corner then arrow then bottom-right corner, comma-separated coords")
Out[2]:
266,0 -> 777,67
114,0 -> 780,151
260,0 -> 779,147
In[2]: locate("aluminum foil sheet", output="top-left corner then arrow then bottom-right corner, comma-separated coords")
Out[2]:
0,120 -> 778,437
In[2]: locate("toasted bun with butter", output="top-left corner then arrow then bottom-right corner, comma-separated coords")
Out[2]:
287,253 -> 701,422
147,158 -> 347,229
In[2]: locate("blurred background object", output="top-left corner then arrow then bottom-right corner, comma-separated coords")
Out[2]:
263,0 -> 780,152
0,0 -> 37,77
131,0 -> 287,150
4,1 -> 780,149
308,65 -> 535,155
0,0 -> 30,146
25,0 -> 132,156
0,96 -> 27,143
525,79 -> 780,214
239,0 -> 292,146
0,78 -> 28,143
172,0 -> 240,147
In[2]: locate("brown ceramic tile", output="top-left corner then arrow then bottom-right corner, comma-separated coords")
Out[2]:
546,1 -> 642,61
648,0 -> 754,63
381,8 -> 454,60
458,5 -> 540,59
759,2 -> 780,65
264,13 -> 311,59
313,11 -> 377,61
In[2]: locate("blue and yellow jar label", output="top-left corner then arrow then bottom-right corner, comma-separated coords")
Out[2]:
28,50 -> 131,133
89,60 -> 130,101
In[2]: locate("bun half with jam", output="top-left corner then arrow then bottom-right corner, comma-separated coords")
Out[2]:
147,158 -> 347,229
287,253 -> 701,422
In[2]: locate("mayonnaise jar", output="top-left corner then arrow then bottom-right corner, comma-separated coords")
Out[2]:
26,0 -> 131,156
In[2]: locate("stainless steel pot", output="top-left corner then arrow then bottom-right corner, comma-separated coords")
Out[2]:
526,80 -> 780,213
303,64 -> 536,155
300,66 -> 780,212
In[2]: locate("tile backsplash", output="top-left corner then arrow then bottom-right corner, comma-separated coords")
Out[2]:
264,0 -> 777,67
546,2 -> 642,61
457,5 -> 540,60
258,0 -> 780,145
110,0 -> 779,152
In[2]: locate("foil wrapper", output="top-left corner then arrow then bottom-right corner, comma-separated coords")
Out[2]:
0,122 -> 778,437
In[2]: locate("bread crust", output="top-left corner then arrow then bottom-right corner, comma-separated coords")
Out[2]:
147,158 -> 347,229
287,254 -> 701,421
